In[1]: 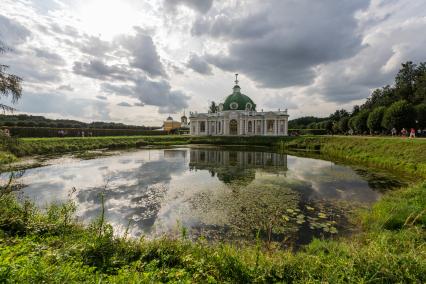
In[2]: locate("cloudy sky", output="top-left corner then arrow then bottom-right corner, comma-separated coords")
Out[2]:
0,0 -> 425,125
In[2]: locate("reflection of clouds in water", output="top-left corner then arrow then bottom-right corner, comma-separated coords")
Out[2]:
76,157 -> 187,236
286,156 -> 380,203
15,147 -> 394,241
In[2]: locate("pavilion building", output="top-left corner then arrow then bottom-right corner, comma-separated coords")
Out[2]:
189,75 -> 289,136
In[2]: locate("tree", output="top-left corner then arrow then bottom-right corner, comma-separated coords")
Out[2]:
353,110 -> 369,134
351,105 -> 360,116
415,103 -> 426,128
329,109 -> 349,122
367,107 -> 386,133
382,100 -> 416,130
414,63 -> 426,103
209,101 -> 218,113
0,41 -> 23,112
323,120 -> 333,134
348,116 -> 356,131
395,61 -> 417,102
338,116 -> 350,134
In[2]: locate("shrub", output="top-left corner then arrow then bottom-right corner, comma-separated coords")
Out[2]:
338,117 -> 350,133
353,111 -> 369,134
367,106 -> 386,133
415,103 -> 426,128
382,100 -> 416,130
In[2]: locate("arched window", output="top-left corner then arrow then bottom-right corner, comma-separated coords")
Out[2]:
229,119 -> 238,135
246,103 -> 252,110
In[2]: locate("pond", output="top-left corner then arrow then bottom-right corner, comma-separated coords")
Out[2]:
3,146 -> 407,248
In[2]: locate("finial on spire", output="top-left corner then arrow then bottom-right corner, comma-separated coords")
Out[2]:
235,73 -> 239,85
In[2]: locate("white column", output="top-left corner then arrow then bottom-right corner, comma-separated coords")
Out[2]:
284,118 -> 288,136
263,119 -> 267,136
246,119 -> 249,135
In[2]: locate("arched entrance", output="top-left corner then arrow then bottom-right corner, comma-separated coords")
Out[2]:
229,119 -> 238,135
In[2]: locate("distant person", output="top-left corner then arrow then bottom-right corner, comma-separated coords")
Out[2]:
409,128 -> 416,138
417,129 -> 422,137
401,128 -> 407,137
348,129 -> 354,135
81,131 -> 85,137
391,127 -> 397,136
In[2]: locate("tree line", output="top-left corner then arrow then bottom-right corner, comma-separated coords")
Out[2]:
0,114 -> 159,130
291,61 -> 426,134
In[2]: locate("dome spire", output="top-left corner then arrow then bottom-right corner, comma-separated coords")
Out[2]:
234,73 -> 239,85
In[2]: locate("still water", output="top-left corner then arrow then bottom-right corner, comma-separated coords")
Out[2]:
9,147 -> 406,247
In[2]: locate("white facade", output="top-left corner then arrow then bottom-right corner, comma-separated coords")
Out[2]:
189,109 -> 289,136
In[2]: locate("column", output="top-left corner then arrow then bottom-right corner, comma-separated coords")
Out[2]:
246,119 -> 249,135
276,119 -> 278,136
284,118 -> 288,136
263,119 -> 267,135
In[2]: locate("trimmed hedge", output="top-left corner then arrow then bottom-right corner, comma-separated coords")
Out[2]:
289,129 -> 327,135
1,127 -> 167,137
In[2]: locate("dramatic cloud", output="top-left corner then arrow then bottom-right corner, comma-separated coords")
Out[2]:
186,53 -> 212,75
73,60 -> 132,81
195,0 -> 370,89
120,29 -> 166,77
1,0 -> 425,123
0,14 -> 31,46
102,77 -> 189,114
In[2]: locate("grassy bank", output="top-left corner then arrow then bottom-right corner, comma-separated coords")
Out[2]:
282,136 -> 426,179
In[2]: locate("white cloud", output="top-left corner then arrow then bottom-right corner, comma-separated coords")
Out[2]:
0,0 -> 425,124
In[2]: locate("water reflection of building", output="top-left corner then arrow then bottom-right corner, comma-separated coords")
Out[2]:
189,148 -> 287,185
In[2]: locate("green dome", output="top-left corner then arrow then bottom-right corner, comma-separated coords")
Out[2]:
222,85 -> 256,111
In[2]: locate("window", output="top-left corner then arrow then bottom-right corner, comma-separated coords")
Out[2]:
248,121 -> 253,133
200,121 -> 206,132
230,102 -> 238,110
256,120 -> 261,133
218,121 -> 221,133
246,103 -> 252,110
267,120 -> 274,132
280,121 -> 284,133
229,119 -> 238,135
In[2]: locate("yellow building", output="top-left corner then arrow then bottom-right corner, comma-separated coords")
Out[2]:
163,116 -> 181,132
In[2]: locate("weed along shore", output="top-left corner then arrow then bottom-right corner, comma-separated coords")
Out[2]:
0,135 -> 425,282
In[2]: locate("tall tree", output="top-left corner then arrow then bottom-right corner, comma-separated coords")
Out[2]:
367,106 -> 386,133
382,100 -> 416,130
353,110 -> 369,134
395,61 -> 417,102
0,41 -> 22,112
